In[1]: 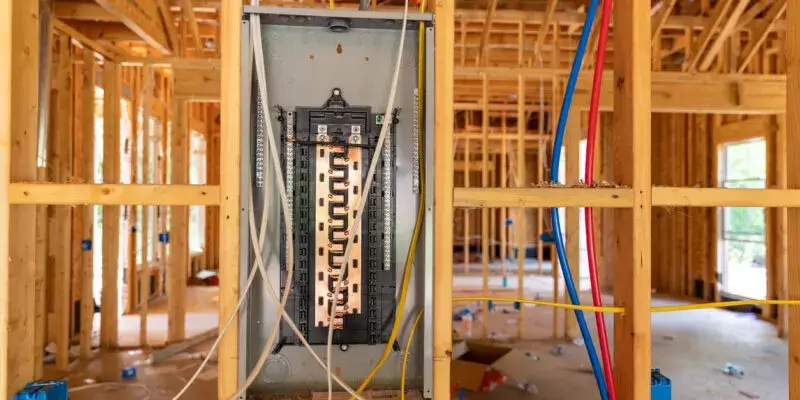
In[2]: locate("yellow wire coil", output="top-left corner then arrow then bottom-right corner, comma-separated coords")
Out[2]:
454,296 -> 800,313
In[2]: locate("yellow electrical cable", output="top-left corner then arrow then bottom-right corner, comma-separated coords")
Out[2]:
351,7 -> 427,396
400,309 -> 424,400
454,296 -> 623,313
651,299 -> 800,313
329,0 -> 334,9
453,297 -> 800,314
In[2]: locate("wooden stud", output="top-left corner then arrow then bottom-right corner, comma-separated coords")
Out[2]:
481,74 -> 489,338
101,60 -> 121,349
158,76 -> 169,297
464,139 -> 470,274
613,1 -> 652,398
80,50 -> 96,359
4,0 -> 39,391
776,113 -> 789,337
71,50 -> 83,344
126,68 -> 140,315
709,114 -> 722,302
564,115 -> 580,339
140,66 -> 154,346
34,165 -> 46,379
218,0 -> 243,393
54,35 -> 74,371
168,99 -> 189,343
551,75 -> 562,337
500,114 -> 508,277
785,3 -> 800,397
536,81 -> 545,276
0,0 -> 12,394
516,76 -> 526,338
433,0 -> 455,397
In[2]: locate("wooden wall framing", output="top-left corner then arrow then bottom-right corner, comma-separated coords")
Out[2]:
2,1 -> 800,399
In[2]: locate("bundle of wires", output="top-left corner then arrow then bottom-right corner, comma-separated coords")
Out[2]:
548,0 -> 616,399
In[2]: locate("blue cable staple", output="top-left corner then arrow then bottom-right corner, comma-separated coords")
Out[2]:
547,0 -> 609,398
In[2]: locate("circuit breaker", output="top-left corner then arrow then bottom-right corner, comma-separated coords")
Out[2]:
277,87 -> 398,346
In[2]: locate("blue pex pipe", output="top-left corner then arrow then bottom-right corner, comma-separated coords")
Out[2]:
547,0 -> 609,399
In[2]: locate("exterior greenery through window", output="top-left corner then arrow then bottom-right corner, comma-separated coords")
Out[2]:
719,138 -> 766,299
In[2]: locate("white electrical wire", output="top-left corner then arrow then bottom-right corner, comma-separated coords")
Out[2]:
325,0 -> 409,398
231,13 -> 374,400
173,5 -> 408,398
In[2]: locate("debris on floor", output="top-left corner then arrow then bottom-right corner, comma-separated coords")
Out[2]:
662,335 -> 676,341
738,389 -> 760,399
121,367 -> 137,379
571,337 -> 585,347
524,352 -> 540,360
189,270 -> 219,286
487,332 -> 509,341
723,362 -> 745,377
553,345 -> 566,356
451,341 -> 530,392
517,382 -> 539,394
453,306 -> 473,321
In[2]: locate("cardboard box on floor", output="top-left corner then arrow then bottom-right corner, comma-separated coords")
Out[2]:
450,340 -> 532,391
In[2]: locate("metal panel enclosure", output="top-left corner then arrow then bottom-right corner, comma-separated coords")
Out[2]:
239,7 -> 435,397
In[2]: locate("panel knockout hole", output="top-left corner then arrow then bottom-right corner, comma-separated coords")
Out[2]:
328,18 -> 351,33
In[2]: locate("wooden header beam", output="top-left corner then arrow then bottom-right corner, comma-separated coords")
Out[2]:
457,67 -> 786,114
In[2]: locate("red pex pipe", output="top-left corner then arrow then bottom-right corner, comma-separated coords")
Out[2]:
585,0 -> 616,398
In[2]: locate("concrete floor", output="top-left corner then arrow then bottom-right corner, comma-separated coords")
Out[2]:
454,294 -> 786,400
45,290 -> 787,399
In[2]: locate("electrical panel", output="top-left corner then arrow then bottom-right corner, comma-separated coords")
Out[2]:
275,88 -> 398,347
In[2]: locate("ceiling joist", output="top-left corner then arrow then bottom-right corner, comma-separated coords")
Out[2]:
738,0 -> 787,72
685,0 -> 734,71
697,0 -> 750,72
93,0 -> 173,54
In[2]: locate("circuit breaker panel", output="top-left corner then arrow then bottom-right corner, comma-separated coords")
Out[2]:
276,88 -> 398,346
240,7 -> 434,394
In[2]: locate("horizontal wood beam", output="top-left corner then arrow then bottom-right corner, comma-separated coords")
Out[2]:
55,1 -> 117,22
455,67 -> 785,114
454,8 -> 787,31
69,21 -> 141,41
713,116 -> 774,144
453,187 -> 634,208
453,187 -> 800,208
8,184 -> 220,205
119,57 -> 220,68
653,187 -> 800,207
54,20 -> 119,61
174,68 -> 220,99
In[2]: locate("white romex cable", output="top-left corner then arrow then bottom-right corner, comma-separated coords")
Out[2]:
231,13 -> 370,400
174,11 -> 363,400
325,0 -> 409,398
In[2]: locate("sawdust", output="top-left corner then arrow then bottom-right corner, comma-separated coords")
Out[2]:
530,180 -> 627,188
